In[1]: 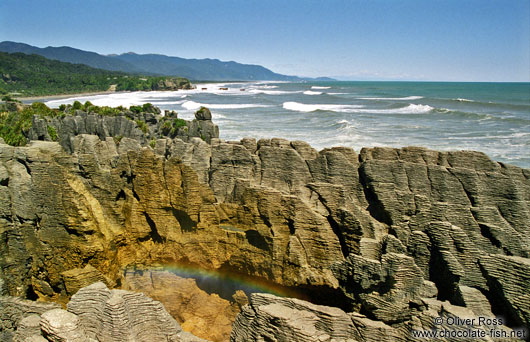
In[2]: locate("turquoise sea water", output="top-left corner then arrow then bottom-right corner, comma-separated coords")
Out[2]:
45,81 -> 530,168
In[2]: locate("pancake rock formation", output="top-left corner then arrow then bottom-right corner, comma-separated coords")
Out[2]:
0,282 -> 205,342
0,106 -> 529,340
122,269 -> 240,342
1,282 -> 205,342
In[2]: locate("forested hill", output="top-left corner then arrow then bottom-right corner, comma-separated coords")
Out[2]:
0,41 -> 140,73
0,52 -> 192,96
0,41 -> 309,81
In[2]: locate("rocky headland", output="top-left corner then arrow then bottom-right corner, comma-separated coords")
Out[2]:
0,102 -> 528,341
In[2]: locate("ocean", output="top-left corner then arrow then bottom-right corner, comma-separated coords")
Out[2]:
44,81 -> 530,168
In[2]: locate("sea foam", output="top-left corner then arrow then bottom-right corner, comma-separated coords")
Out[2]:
359,96 -> 423,101
311,86 -> 331,89
248,89 -> 300,95
384,104 -> 433,114
283,102 -> 363,112
303,90 -> 322,95
283,102 -> 433,114
182,100 -> 271,110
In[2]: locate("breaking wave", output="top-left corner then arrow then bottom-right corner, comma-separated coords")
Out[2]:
248,89 -> 301,95
359,96 -> 424,101
283,102 -> 433,114
182,100 -> 272,110
283,102 -> 363,112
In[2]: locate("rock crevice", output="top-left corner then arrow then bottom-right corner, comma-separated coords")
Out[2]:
0,112 -> 528,340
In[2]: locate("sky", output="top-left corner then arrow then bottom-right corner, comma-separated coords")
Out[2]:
0,0 -> 529,82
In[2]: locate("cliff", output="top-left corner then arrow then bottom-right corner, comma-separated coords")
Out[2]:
0,105 -> 529,341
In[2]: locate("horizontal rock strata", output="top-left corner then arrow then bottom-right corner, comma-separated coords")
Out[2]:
231,293 -> 523,342
28,106 -> 219,152
0,296 -> 60,341
122,269 -> 240,342
0,111 -> 529,338
2,282 -> 206,342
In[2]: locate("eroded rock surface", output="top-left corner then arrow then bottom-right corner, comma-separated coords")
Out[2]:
28,106 -> 219,152
122,269 -> 239,342
2,282 -> 206,342
0,296 -> 60,341
0,113 -> 529,338
231,293 -> 523,342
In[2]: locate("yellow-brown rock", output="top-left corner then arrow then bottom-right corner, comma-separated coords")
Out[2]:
0,125 -> 529,335
122,269 -> 239,342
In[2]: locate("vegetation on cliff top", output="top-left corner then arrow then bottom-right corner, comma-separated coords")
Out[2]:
0,100 -> 164,146
0,52 -> 191,96
0,100 -> 203,147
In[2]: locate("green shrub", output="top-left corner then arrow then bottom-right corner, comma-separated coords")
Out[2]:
0,108 -> 33,146
161,120 -> 172,135
72,101 -> 82,110
1,95 -> 20,102
92,106 -> 121,116
130,105 -> 143,114
135,120 -> 148,134
31,102 -> 55,116
47,125 -> 58,141
173,118 -> 187,128
160,117 -> 187,137
149,139 -> 156,149
142,103 -> 154,112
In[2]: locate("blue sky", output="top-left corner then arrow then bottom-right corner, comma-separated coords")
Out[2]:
1,0 -> 529,81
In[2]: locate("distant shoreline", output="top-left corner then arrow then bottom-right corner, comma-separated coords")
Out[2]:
17,90 -> 117,104
15,82 -> 235,104
16,83 -> 215,104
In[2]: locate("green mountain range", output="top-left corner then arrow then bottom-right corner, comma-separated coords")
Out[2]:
0,52 -> 191,96
0,41 -> 332,81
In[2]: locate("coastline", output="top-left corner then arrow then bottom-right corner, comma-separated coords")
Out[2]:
17,83 -> 204,104
17,90 -> 118,103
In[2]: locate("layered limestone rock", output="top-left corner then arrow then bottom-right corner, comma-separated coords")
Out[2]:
0,296 -> 60,341
122,269 -> 240,342
231,293 -> 523,342
27,106 -> 219,152
0,112 -> 529,337
479,255 -> 530,328
1,282 -> 205,342
40,308 -> 87,342
61,264 -> 111,296
66,282 -> 205,342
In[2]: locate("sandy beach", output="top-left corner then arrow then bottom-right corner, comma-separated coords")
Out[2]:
17,90 -> 117,104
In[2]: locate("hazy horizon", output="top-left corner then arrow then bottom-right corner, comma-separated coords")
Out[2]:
1,0 -> 529,82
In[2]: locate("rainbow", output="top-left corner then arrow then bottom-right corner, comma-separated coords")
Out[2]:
126,262 -> 309,301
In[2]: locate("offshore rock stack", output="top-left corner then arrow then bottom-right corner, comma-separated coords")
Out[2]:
0,105 -> 528,341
